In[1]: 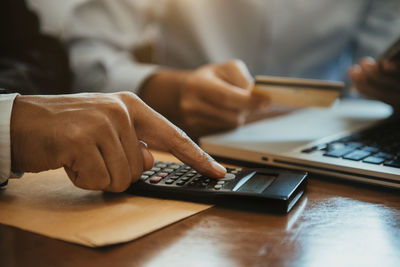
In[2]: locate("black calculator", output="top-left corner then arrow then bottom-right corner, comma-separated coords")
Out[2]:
128,161 -> 308,213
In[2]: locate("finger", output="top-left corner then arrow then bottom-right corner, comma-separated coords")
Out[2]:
139,141 -> 154,171
349,64 -> 362,82
353,73 -> 400,104
199,78 -> 266,111
130,101 -> 226,178
181,96 -> 246,128
216,60 -> 254,90
360,60 -> 400,91
165,128 -> 227,178
381,60 -> 400,73
98,126 -> 133,192
64,146 -> 111,191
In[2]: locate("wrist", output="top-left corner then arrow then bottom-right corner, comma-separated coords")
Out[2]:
138,69 -> 190,125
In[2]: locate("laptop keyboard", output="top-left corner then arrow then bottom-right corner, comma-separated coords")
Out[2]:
301,119 -> 400,168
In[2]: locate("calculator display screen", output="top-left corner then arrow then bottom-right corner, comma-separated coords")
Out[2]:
237,173 -> 276,194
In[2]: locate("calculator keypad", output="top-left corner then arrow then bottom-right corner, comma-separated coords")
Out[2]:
140,161 -> 241,190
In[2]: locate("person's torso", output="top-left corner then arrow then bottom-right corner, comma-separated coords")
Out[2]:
152,0 -> 371,81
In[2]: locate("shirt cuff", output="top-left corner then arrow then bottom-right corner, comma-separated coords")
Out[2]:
0,93 -> 20,184
107,59 -> 159,94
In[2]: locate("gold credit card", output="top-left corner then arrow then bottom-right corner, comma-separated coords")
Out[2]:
253,75 -> 344,108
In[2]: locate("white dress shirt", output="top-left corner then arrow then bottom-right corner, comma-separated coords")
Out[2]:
31,0 -> 400,93
0,93 -> 19,184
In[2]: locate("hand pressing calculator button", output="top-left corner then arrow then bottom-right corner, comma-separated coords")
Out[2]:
128,161 -> 308,213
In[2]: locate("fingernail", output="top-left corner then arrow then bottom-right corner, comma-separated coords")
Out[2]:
361,59 -> 375,70
363,57 -> 375,64
351,65 -> 361,73
211,161 -> 226,176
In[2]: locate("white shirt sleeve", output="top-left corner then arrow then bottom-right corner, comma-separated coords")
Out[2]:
353,0 -> 400,61
0,93 -> 19,184
62,0 -> 159,94
68,40 -> 158,94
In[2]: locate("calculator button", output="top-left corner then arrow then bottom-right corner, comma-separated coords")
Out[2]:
143,171 -> 155,176
163,168 -> 174,173
170,175 -> 179,180
186,173 -> 195,177
169,164 -> 181,169
188,181 -> 196,186
222,173 -> 236,180
165,179 -> 174,184
217,181 -> 225,185
151,167 -> 161,172
201,182 -> 208,188
155,163 -> 167,168
158,172 -> 168,177
140,175 -> 149,181
175,172 -> 185,176
149,176 -> 163,184
176,181 -> 186,186
181,177 -> 191,182
214,185 -> 223,190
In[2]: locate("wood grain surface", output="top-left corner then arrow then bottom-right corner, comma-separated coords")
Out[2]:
1,151 -> 399,267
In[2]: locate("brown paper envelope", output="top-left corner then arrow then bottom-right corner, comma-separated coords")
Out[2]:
0,168 -> 211,247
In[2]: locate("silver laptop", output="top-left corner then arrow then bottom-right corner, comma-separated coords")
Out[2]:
200,99 -> 400,189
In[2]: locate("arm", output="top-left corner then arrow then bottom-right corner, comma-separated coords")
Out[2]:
10,92 -> 226,192
349,0 -> 400,108
139,61 -> 270,139
351,0 -> 400,61
63,0 -> 157,93
64,1 -> 269,139
348,0 -> 400,108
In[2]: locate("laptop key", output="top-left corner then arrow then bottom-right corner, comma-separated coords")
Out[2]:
323,147 -> 355,158
342,150 -> 371,161
362,156 -> 385,165
361,146 -> 380,153
345,142 -> 364,149
374,152 -> 395,160
383,160 -> 400,168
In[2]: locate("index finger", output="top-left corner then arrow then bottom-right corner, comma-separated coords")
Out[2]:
123,94 -> 227,178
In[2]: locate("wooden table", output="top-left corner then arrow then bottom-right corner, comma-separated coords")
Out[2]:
1,151 -> 400,267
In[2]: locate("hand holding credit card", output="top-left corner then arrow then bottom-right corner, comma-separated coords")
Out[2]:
252,75 -> 344,108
